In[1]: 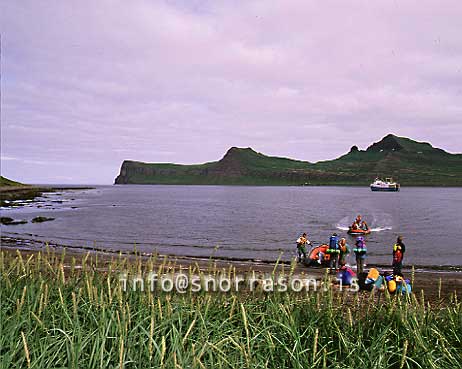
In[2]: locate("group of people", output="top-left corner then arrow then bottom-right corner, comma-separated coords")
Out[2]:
325,233 -> 368,273
296,217 -> 406,275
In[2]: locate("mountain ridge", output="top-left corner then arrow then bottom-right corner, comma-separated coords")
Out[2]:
114,135 -> 462,186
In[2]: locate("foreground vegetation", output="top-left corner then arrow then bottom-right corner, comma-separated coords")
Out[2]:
1,249 -> 461,368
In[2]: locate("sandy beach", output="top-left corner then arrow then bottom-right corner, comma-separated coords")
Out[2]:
2,235 -> 460,302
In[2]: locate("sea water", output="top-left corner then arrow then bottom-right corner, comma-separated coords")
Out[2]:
1,185 -> 461,268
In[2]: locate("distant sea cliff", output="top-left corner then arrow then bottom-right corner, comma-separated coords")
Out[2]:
115,134 -> 462,186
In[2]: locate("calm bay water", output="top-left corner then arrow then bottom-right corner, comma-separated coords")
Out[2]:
1,185 -> 462,267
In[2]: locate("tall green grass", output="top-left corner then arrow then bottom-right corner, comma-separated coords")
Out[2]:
1,249 -> 460,368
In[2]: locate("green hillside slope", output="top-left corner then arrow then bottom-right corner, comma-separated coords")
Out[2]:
0,176 -> 23,187
314,134 -> 462,185
114,135 -> 462,186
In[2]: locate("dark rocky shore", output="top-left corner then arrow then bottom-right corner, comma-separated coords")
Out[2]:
0,185 -> 52,206
0,185 -> 94,207
0,185 -> 95,226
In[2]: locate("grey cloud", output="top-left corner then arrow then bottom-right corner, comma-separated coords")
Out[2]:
1,0 -> 461,183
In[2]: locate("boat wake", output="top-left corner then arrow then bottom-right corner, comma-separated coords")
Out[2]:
369,226 -> 392,232
336,214 -> 393,233
335,225 -> 392,232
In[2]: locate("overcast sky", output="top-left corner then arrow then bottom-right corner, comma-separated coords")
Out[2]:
1,0 -> 461,184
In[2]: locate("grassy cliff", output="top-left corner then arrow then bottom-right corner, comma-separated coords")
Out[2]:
0,176 -> 24,187
313,134 -> 462,186
115,135 -> 462,186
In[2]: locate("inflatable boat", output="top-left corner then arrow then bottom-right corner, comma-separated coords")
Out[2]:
304,244 -> 331,267
347,227 -> 371,235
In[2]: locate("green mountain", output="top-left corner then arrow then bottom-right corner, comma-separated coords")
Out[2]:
114,134 -> 462,186
0,176 -> 23,187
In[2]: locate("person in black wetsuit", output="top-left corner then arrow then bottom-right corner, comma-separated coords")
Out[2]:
354,236 -> 367,274
392,235 -> 406,276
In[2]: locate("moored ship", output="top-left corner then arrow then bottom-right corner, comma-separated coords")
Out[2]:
370,178 -> 400,191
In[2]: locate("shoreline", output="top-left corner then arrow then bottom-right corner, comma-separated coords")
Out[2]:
2,234 -> 461,273
2,236 -> 461,301
0,185 -> 95,206
114,183 -> 462,187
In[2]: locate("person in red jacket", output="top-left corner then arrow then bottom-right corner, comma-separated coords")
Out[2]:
392,235 -> 406,276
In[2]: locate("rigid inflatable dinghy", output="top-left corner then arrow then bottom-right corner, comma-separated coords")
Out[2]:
347,227 -> 371,235
304,244 -> 331,267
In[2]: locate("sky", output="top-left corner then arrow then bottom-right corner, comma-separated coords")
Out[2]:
1,0 -> 461,184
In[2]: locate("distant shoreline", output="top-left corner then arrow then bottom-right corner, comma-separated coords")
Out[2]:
0,185 -> 95,206
115,135 -> 462,186
114,183 -> 462,188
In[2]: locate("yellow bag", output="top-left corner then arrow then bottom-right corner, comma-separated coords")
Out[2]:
387,280 -> 397,293
367,268 -> 380,281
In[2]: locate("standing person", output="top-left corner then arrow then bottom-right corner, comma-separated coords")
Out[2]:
327,233 -> 340,272
392,235 -> 406,275
338,238 -> 350,267
296,233 -> 310,262
354,236 -> 367,274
